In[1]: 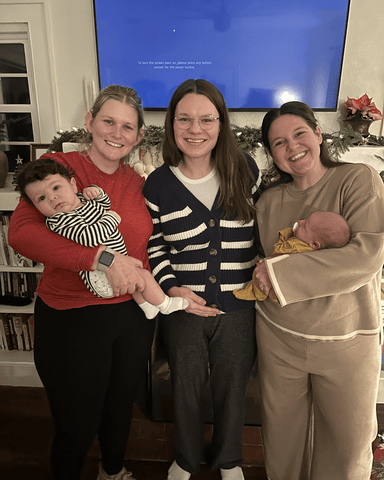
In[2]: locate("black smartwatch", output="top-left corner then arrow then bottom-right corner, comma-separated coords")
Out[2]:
97,248 -> 115,272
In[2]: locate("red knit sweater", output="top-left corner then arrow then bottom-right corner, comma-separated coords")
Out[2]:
9,151 -> 153,310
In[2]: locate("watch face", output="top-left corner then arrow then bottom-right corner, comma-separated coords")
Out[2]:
99,250 -> 114,266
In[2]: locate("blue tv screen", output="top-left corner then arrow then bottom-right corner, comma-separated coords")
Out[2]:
93,0 -> 350,110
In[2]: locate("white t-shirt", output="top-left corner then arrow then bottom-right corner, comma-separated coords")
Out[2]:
170,166 -> 219,211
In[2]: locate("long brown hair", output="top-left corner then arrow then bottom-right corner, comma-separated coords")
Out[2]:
163,79 -> 256,222
262,101 -> 342,185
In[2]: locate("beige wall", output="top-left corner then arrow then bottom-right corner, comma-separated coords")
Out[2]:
5,0 -> 384,139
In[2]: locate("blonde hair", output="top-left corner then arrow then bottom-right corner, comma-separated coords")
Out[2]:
80,85 -> 145,162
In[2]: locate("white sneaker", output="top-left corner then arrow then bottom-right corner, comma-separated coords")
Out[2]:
97,462 -> 137,480
166,460 -> 191,480
220,466 -> 244,480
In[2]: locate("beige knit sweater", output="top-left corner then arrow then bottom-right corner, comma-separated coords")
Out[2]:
256,163 -> 384,340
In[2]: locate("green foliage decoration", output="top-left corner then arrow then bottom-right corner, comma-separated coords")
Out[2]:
137,125 -> 165,156
48,127 -> 88,152
46,124 -> 384,170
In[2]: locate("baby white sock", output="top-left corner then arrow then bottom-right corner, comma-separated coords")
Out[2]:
167,460 -> 191,480
156,296 -> 189,315
220,466 -> 245,480
138,301 -> 159,320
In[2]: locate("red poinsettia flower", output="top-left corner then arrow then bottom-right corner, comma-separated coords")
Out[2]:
344,94 -> 383,121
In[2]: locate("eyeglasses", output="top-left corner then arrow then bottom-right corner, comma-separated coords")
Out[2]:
174,114 -> 220,130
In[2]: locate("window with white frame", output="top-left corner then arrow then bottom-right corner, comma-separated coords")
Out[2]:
0,23 -> 39,172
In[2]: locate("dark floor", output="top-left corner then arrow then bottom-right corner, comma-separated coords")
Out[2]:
0,386 -> 268,480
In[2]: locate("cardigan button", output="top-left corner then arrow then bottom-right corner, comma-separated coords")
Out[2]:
208,219 -> 216,227
209,248 -> 217,256
209,304 -> 218,309
208,275 -> 217,283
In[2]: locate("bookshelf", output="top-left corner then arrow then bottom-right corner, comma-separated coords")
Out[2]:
0,173 -> 43,387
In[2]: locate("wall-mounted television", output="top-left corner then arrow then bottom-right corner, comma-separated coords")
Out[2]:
93,0 -> 350,111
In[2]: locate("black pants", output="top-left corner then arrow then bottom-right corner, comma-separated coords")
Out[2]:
163,309 -> 256,475
34,296 -> 155,480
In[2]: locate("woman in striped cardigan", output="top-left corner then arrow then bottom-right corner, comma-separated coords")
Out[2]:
143,79 -> 263,480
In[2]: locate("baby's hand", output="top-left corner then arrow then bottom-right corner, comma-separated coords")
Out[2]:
83,186 -> 101,200
108,210 -> 121,222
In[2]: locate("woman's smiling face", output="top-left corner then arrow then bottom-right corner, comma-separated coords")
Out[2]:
173,93 -> 220,164
86,99 -> 143,167
268,114 -> 324,186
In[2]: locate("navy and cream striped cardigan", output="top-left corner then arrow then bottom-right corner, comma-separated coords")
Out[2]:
143,157 -> 263,313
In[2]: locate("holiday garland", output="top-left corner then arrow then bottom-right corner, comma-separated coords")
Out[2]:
46,124 -> 384,163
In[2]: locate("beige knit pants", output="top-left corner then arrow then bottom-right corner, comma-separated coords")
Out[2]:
256,315 -> 381,480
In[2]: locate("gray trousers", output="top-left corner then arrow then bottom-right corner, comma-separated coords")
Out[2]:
256,315 -> 381,480
162,309 -> 256,475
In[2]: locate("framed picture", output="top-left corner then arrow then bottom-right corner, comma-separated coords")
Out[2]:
30,143 -> 50,162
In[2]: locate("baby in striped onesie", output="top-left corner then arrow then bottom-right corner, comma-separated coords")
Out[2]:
17,158 -> 188,319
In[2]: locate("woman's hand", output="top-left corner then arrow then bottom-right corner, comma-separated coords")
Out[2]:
92,247 -> 145,296
252,261 -> 274,298
168,286 -> 221,317
105,252 -> 145,296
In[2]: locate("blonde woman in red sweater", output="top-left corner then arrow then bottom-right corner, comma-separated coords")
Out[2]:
9,85 -> 152,480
